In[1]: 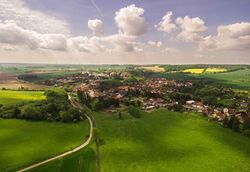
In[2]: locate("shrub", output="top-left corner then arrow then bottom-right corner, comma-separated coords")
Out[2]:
127,105 -> 141,118
243,129 -> 250,137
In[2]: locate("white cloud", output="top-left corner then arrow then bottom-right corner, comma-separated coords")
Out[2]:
155,11 -> 176,33
0,0 -> 69,34
39,34 -> 68,51
1,44 -> 17,51
200,22 -> 250,51
148,40 -> 162,47
115,4 -> 147,36
88,19 -> 103,36
68,34 -> 139,53
176,16 -> 207,42
0,20 -> 40,49
164,47 -> 177,53
0,20 -> 68,51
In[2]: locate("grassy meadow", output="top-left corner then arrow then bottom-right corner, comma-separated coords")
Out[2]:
194,69 -> 250,89
0,119 -> 89,172
91,109 -> 250,172
0,90 -> 45,105
30,148 -> 96,172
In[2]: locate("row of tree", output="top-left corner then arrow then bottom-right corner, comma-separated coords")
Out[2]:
0,89 -> 85,123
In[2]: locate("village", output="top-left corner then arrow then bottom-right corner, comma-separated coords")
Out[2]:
43,70 -> 250,127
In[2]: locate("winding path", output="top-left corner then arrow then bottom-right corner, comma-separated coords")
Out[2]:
18,95 -> 94,172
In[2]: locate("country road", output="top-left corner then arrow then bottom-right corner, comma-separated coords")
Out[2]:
18,95 -> 94,172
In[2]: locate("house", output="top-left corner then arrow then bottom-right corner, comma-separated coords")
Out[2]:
186,100 -> 195,105
235,111 -> 249,124
145,105 -> 155,111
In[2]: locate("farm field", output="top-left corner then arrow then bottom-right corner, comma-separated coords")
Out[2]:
0,90 -> 45,105
139,66 -> 165,72
91,109 -> 250,172
194,69 -> 250,89
205,68 -> 227,73
0,82 -> 49,90
0,119 -> 89,172
30,148 -> 96,172
182,68 -> 205,74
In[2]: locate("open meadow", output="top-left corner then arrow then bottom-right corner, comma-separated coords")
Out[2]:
91,109 -> 250,172
30,148 -> 96,172
194,69 -> 250,90
0,90 -> 45,105
0,119 -> 89,172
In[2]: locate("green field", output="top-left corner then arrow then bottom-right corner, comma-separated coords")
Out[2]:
0,119 -> 89,172
0,90 -> 45,105
194,69 -> 250,89
94,110 -> 250,172
31,148 -> 96,172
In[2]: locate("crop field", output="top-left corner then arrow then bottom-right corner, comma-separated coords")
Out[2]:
0,82 -> 49,90
146,72 -> 194,80
195,69 -> 250,89
0,90 -> 45,105
139,66 -> 165,72
182,68 -> 205,74
89,109 -> 250,172
0,119 -> 89,172
31,148 -> 96,172
205,68 -> 227,73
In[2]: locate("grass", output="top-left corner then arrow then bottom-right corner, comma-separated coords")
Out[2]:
0,119 -> 89,172
194,69 -> 250,89
148,72 -> 193,80
30,148 -> 96,172
183,68 -> 205,74
91,109 -> 250,172
0,90 -> 45,105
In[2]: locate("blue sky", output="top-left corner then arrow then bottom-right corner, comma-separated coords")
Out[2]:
0,0 -> 249,64
26,0 -> 250,34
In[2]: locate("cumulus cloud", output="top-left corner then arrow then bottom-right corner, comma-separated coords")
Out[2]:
39,34 -> 68,51
155,11 -> 176,33
200,22 -> 250,51
88,19 -> 103,36
68,34 -> 140,53
176,16 -> 207,42
0,0 -> 69,34
115,4 -> 147,36
148,40 -> 163,47
0,20 -> 68,51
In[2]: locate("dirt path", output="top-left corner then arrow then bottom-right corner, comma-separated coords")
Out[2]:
18,95 -> 94,172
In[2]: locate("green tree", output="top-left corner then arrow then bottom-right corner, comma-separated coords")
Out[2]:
232,117 -> 240,132
127,105 -> 141,118
117,110 -> 122,120
77,90 -> 92,108
21,105 -> 43,120
223,116 -> 229,127
59,111 -> 72,122
92,128 -> 105,172
12,106 -> 21,118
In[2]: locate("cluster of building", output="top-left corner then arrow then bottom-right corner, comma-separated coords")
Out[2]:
74,77 -> 193,111
185,100 -> 250,124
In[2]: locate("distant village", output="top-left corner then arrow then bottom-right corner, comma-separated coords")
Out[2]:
41,70 -> 250,127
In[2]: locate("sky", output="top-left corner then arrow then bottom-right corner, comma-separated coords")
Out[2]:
0,0 -> 249,64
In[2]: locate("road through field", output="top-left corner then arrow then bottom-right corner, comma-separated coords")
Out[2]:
18,95 -> 94,172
